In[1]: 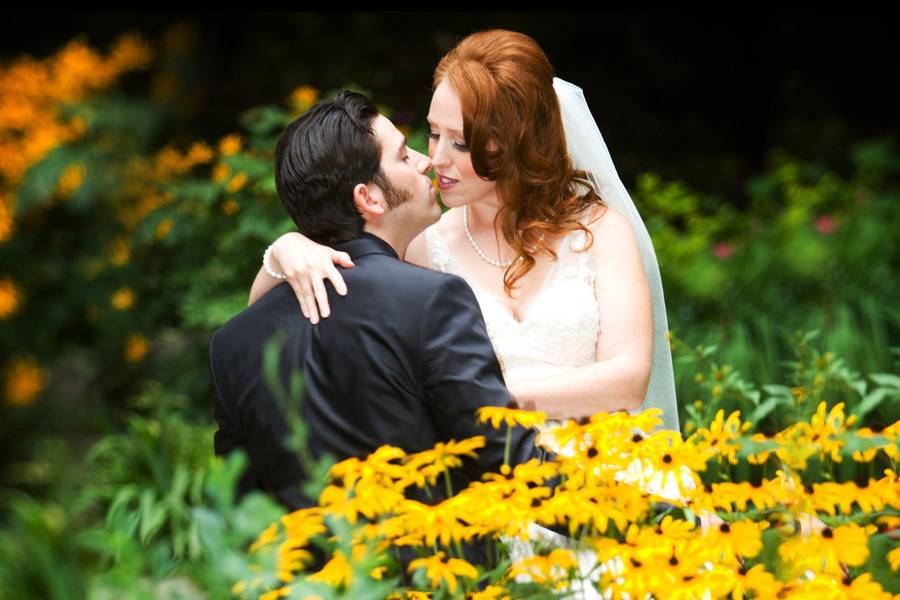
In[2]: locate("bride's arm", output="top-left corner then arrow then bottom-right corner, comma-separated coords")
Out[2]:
248,227 -> 430,321
247,231 -> 354,323
509,207 -> 653,420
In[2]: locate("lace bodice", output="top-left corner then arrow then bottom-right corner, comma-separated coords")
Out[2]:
425,223 -> 600,385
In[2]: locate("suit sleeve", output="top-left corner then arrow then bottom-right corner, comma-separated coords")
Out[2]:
209,329 -> 244,460
209,328 -> 311,510
421,275 -> 543,478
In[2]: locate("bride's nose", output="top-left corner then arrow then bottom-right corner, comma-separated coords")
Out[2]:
430,142 -> 450,170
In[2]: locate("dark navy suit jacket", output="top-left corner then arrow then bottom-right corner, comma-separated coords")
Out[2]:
209,232 -> 544,511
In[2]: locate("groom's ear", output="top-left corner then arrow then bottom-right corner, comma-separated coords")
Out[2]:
352,182 -> 387,219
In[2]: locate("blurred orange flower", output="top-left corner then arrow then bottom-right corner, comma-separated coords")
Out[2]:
222,198 -> 239,215
124,333 -> 149,362
219,134 -> 242,156
155,218 -> 173,239
0,278 -> 20,318
56,163 -> 86,198
111,286 -> 135,310
228,172 -> 247,192
5,357 -> 45,406
212,163 -> 231,183
290,85 -> 319,113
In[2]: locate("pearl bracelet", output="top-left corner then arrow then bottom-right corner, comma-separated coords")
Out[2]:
263,244 -> 287,280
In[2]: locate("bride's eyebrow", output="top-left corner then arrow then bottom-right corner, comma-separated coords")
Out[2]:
426,117 -> 463,136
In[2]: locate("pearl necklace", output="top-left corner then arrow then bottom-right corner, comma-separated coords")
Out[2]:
462,205 -> 547,269
462,205 -> 515,268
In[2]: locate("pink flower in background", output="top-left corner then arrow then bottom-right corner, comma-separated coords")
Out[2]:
814,215 -> 839,235
713,242 -> 734,260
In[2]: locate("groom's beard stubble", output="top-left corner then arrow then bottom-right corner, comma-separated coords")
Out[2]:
379,175 -> 413,209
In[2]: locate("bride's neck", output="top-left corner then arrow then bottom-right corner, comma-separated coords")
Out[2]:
465,201 -> 502,234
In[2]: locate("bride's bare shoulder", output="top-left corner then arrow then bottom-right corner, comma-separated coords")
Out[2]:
436,208 -> 461,236
585,204 -> 642,265
433,208 -> 466,247
584,203 -> 627,234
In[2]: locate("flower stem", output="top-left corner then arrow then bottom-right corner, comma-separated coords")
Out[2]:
504,428 -> 512,467
443,468 -> 454,499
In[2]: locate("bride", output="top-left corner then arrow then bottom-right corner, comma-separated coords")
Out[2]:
248,29 -> 679,594
249,29 -> 679,432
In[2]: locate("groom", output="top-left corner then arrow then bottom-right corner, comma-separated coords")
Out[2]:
209,91 -> 545,512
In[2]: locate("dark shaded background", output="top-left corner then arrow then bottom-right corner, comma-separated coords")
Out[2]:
5,11 -> 899,207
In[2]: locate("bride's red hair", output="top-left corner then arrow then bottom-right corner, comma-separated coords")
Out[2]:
433,29 -> 606,297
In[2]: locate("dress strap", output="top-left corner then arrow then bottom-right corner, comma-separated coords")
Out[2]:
425,225 -> 452,273
556,227 -> 595,287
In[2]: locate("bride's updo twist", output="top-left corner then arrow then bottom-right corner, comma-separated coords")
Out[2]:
434,29 -> 605,297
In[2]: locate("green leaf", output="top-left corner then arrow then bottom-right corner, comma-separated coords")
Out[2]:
176,178 -> 222,206
837,432 -> 890,455
168,464 -> 190,502
74,94 -> 165,147
748,397 -> 782,425
343,574 -> 399,600
762,385 -> 793,398
700,344 -> 719,357
231,492 -> 285,542
866,533 -> 900,592
179,290 -> 248,329
746,390 -> 762,406
138,489 -> 167,544
738,436 -> 780,458
869,373 -> 900,390
14,146 -> 80,214
239,106 -> 290,137
204,452 -> 248,513
191,507 -> 227,555
852,388 -> 893,420
107,486 -> 139,526
285,580 -> 339,600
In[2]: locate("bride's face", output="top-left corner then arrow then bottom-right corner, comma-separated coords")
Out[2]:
426,80 -> 498,208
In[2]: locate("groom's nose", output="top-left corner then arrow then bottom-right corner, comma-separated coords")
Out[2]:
410,149 -> 431,173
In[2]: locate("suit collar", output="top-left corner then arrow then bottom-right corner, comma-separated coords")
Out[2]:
334,232 -> 400,261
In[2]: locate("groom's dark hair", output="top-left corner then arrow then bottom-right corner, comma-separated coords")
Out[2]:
275,90 -> 390,245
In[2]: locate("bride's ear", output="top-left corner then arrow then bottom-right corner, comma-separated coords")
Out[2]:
352,182 -> 386,219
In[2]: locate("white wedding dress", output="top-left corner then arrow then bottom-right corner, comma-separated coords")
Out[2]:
427,221 -> 600,384
426,220 -> 607,598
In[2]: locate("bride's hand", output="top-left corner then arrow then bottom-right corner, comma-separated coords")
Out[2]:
271,232 -> 354,324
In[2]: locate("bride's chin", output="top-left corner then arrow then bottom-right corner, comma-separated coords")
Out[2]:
438,192 -> 473,209
437,194 -> 463,208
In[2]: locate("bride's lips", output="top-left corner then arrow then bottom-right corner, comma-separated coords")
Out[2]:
436,173 -> 458,191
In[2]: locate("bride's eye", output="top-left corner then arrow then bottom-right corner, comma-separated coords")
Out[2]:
429,131 -> 468,152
